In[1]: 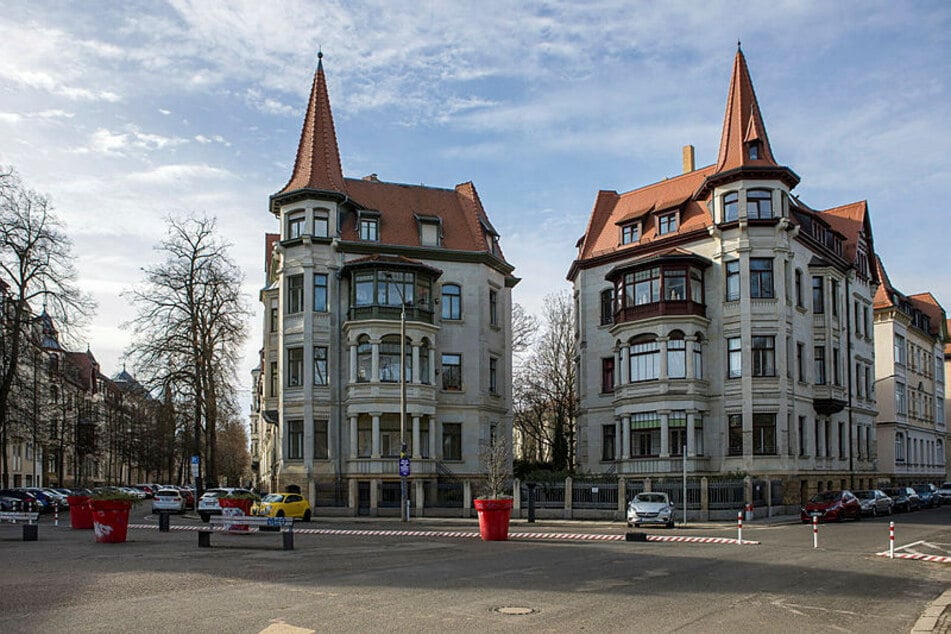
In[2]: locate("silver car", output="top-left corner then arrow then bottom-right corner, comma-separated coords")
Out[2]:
627,492 -> 675,528
151,488 -> 185,514
853,489 -> 893,517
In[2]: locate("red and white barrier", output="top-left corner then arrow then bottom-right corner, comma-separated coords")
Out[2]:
889,521 -> 894,559
812,515 -> 818,549
54,503 -> 59,527
737,511 -> 743,544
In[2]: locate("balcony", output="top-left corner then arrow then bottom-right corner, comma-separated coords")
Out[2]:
348,304 -> 435,324
615,299 -> 706,324
616,456 -> 710,475
346,458 -> 441,476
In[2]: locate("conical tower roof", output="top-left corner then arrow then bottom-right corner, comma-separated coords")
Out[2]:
715,46 -> 777,173
273,52 -> 346,204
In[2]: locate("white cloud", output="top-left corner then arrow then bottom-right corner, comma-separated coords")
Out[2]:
126,163 -> 234,184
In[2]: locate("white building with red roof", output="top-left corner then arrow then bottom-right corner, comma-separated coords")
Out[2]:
252,54 -> 518,515
873,259 -> 948,482
569,47 -> 881,503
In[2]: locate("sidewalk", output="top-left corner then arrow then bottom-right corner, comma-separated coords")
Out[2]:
913,589 -> 951,633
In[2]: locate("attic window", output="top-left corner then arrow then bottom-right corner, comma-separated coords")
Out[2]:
416,215 -> 441,247
357,211 -> 380,242
747,141 -> 760,160
658,212 -> 678,236
621,223 -> 639,245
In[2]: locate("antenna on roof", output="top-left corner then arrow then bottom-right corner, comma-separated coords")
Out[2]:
737,39 -> 742,51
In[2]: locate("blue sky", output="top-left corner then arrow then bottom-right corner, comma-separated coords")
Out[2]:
1,1 -> 949,399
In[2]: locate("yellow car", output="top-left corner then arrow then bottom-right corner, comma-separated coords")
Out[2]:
252,492 -> 312,521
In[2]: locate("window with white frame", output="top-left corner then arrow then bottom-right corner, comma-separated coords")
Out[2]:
287,212 -> 305,239
287,347 -> 303,387
752,336 -> 775,377
896,381 -> 907,415
658,212 -> 678,235
313,210 -> 329,238
621,222 -> 639,245
630,338 -> 659,382
725,260 -> 740,301
667,335 -> 686,379
723,191 -> 739,222
747,189 -> 773,219
727,337 -> 742,378
359,216 -> 379,241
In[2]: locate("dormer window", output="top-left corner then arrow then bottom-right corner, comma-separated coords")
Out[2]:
358,211 -> 380,241
658,212 -> 678,236
621,222 -> 639,245
747,189 -> 773,219
416,214 -> 442,247
287,211 -> 305,239
723,191 -> 739,222
747,141 -> 760,160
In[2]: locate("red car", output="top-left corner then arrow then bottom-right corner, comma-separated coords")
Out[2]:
800,490 -> 862,523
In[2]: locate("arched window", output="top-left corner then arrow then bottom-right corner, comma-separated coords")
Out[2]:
419,339 -> 431,384
356,336 -> 372,383
379,335 -> 403,382
441,284 -> 461,320
667,331 -> 686,379
723,191 -> 739,222
747,189 -> 773,219
629,335 -> 659,382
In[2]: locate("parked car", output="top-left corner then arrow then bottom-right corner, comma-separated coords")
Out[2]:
0,489 -> 42,512
151,488 -> 185,514
936,482 -> 951,505
16,488 -> 53,512
176,487 -> 195,510
912,484 -> 940,509
133,485 -> 156,499
853,490 -> 893,517
800,490 -> 862,523
626,492 -> 675,528
0,495 -> 23,511
252,492 -> 312,521
197,488 -> 256,522
882,487 -> 920,513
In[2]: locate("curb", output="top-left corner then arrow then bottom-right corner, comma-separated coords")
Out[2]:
912,588 -> 951,633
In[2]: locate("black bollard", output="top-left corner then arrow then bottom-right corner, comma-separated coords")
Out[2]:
158,511 -> 170,532
527,482 -> 536,524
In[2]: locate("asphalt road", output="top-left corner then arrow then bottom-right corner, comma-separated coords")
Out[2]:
1,508 -> 949,633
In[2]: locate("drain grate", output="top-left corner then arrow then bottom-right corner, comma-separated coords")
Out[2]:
494,607 -> 535,616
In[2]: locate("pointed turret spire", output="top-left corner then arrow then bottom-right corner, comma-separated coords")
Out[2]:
714,47 -> 777,174
275,51 -> 346,199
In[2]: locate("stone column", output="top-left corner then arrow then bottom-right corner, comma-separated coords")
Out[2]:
429,348 -> 436,385
622,415 -> 631,459
620,345 -> 630,384
349,415 -> 358,459
429,417 -> 437,459
371,340 -> 380,382
349,343 -> 357,383
685,335 -> 697,379
658,337 -> 669,380
371,414 -> 381,458
411,344 -> 420,384
686,411 -> 697,457
412,416 -> 421,459
659,410 -> 670,458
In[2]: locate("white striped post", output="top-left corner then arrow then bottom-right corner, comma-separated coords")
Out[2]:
54,503 -> 59,527
737,511 -> 743,544
812,515 -> 818,549
889,521 -> 895,559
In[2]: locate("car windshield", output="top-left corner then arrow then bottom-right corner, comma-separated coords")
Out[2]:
202,490 -> 224,498
853,490 -> 874,499
810,491 -> 841,503
262,494 -> 285,503
913,485 -> 931,493
634,494 -> 668,504
157,490 -> 179,496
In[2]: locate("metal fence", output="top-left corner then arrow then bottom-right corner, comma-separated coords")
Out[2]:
571,481 -> 618,509
652,479 -> 701,509
379,481 -> 401,508
431,481 -> 464,508
314,481 -> 348,507
708,479 -> 745,509
521,482 -> 565,509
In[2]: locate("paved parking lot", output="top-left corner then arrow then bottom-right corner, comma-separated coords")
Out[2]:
1,509 -> 950,633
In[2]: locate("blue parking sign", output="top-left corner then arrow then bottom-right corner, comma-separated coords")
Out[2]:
399,458 -> 410,477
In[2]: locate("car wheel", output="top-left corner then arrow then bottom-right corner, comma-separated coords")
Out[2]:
633,523 -> 640,528
302,510 -> 311,522
276,510 -> 285,517
666,521 -> 674,529
199,513 -> 209,523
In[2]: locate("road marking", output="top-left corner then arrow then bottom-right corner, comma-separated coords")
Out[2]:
259,623 -> 314,634
876,539 -> 951,563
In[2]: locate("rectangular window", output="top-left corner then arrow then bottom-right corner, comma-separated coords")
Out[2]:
812,277 -> 824,314
854,302 -> 862,336
313,346 -> 328,386
442,354 -> 462,390
658,212 -> 678,235
269,299 -> 278,332
442,423 -> 462,461
749,258 -> 774,299
313,420 -> 328,459
287,420 -> 303,459
634,267 -> 660,305
797,342 -> 805,382
602,424 -> 616,461
795,269 -> 803,307
863,306 -> 870,336
313,274 -> 328,312
600,289 -> 614,326
357,419 -> 371,457
380,419 -> 400,457
269,361 -> 278,397
693,340 -> 703,380
489,357 -> 498,394
832,347 -> 840,386
314,211 -> 329,238
752,336 -> 775,377
630,340 -> 659,382
831,280 -> 839,317
896,381 -> 906,415
420,220 -> 440,246
359,217 -> 379,241
664,269 -> 687,301
489,289 -> 498,327
747,190 -> 773,219
753,414 -> 776,455
727,337 -> 742,378
856,363 -> 864,398
814,346 -> 826,385
725,260 -> 740,301
287,274 -> 304,314
838,422 -> 846,459
894,334 -> 906,366
287,347 -> 303,387
667,339 -> 686,379
728,414 -> 743,456
798,416 -> 807,456
621,223 -> 639,245
601,357 -> 615,393
287,213 -> 304,239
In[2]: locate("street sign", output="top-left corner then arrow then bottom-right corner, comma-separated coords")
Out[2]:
399,458 -> 410,477
191,455 -> 200,478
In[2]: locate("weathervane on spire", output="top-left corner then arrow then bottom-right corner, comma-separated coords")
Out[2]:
737,39 -> 742,51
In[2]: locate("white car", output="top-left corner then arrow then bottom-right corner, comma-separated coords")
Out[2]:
151,488 -> 185,514
627,492 -> 676,528
197,488 -> 254,522
936,482 -> 951,505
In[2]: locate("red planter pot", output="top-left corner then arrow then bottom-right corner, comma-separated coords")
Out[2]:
474,498 -> 513,541
219,497 -> 254,532
66,495 -> 93,529
91,499 -> 133,543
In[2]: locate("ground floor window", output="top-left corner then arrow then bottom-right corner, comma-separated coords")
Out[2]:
287,419 -> 303,459
314,420 -> 328,459
753,413 -> 776,455
602,424 -> 616,461
728,414 -> 743,455
443,422 -> 462,460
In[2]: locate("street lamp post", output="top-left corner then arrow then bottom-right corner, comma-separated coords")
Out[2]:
387,273 -> 410,522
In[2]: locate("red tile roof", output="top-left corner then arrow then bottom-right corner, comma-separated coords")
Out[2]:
873,255 -> 897,309
908,292 -> 947,338
821,200 -> 874,273
714,47 -> 778,174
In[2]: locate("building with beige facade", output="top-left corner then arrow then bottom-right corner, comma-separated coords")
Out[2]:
873,262 -> 947,482
250,54 -> 517,515
569,48 -> 880,501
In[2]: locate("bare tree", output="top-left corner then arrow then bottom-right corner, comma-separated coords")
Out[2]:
0,168 -> 93,487
511,303 -> 538,356
216,414 -> 251,487
512,291 -> 577,471
123,214 -> 248,491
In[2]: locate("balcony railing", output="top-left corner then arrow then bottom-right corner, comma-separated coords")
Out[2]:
615,299 -> 705,324
347,304 -> 435,324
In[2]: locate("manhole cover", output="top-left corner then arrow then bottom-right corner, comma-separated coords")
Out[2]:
494,607 -> 535,616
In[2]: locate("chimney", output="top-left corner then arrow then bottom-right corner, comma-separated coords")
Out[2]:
363,173 -> 379,182
682,145 -> 695,174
